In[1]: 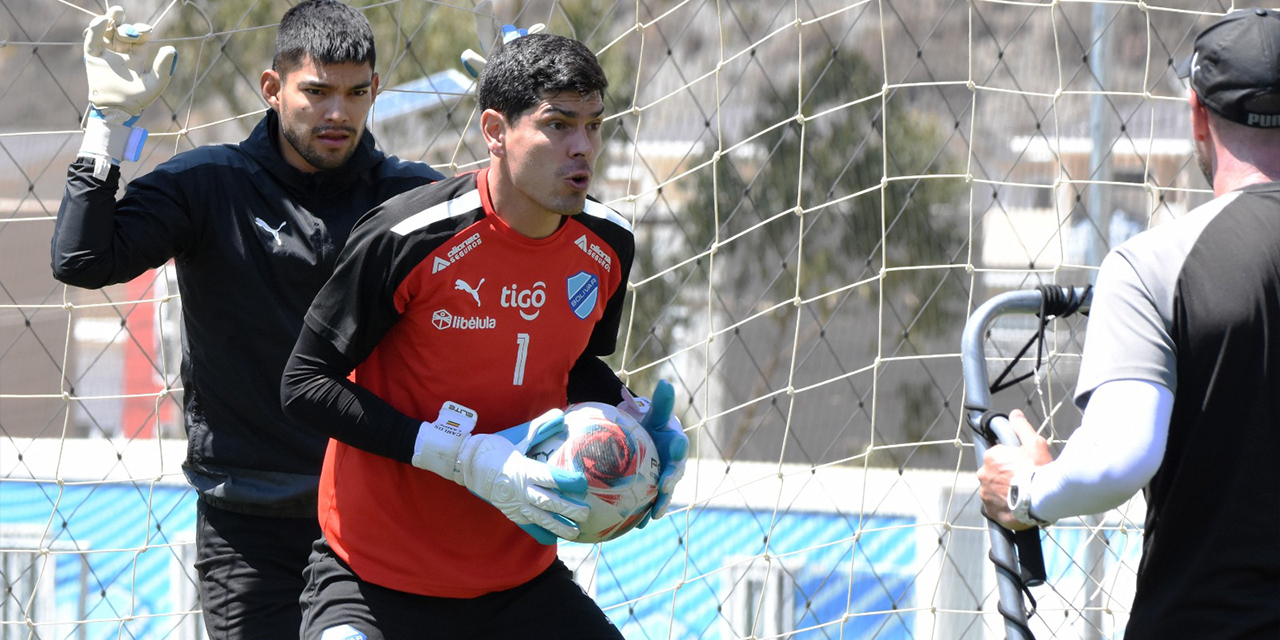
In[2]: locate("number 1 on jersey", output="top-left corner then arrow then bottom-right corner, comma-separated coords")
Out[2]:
513,333 -> 530,385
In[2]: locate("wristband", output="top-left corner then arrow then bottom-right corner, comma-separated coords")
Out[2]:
410,401 -> 478,477
79,114 -> 148,168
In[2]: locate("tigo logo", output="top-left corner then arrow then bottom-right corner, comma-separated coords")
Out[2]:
501,282 -> 547,321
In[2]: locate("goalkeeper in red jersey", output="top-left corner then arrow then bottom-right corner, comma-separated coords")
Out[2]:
281,32 -> 688,639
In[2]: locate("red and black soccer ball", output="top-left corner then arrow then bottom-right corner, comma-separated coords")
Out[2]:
528,402 -> 660,543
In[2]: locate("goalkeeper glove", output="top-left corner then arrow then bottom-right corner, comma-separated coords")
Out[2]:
618,380 -> 689,527
411,402 -> 588,544
80,5 -> 177,169
460,23 -> 546,79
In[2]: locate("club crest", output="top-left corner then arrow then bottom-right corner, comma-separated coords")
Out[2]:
567,271 -> 599,320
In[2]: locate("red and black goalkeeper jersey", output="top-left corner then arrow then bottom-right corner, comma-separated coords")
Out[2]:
301,169 -> 634,597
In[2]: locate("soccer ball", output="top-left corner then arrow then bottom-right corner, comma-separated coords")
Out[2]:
528,402 -> 661,543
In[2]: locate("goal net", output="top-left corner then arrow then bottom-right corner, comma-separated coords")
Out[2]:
0,1 -> 1221,638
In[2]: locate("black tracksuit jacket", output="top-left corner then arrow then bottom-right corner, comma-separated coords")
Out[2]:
51,110 -> 443,515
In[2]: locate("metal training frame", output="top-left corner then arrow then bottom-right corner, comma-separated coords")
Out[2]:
961,285 -> 1093,640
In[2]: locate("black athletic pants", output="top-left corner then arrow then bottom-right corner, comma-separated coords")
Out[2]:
195,499 -> 321,640
299,540 -> 624,640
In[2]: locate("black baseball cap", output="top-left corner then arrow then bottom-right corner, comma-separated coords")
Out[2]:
1176,8 -> 1280,128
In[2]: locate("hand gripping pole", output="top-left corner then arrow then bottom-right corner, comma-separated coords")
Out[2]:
961,285 -> 1091,640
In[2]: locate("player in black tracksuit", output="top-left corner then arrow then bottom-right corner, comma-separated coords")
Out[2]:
51,2 -> 443,637
53,108 -> 440,507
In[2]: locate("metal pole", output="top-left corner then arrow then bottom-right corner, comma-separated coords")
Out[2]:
961,286 -> 1092,639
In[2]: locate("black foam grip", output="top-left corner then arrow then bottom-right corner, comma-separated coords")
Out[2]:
1015,528 -> 1048,587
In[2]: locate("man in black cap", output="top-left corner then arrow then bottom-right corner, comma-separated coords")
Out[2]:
977,8 -> 1280,640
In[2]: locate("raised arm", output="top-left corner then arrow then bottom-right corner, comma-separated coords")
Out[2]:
52,5 -> 184,289
53,161 -> 198,288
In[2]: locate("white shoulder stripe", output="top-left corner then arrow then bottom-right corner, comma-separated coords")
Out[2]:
390,190 -> 482,236
581,199 -> 633,233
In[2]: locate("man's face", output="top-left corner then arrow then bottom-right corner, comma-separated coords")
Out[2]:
500,91 -> 605,216
262,56 -> 378,173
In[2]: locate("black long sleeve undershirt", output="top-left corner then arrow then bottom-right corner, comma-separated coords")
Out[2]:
282,321 -> 630,465
281,324 -> 421,464
567,353 -> 626,406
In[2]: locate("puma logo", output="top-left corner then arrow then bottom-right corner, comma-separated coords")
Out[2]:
455,278 -> 484,306
254,218 -> 286,246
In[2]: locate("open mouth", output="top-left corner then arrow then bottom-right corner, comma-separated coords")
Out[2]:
565,171 -> 592,191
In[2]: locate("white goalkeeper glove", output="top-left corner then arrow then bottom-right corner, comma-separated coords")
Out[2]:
80,5 -> 177,168
411,402 -> 589,544
618,380 -> 689,527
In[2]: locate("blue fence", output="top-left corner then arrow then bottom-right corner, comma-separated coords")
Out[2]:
1,481 -> 199,639
572,507 -> 918,639
2,478 -> 1141,639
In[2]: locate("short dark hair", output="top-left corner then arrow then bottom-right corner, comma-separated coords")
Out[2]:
478,33 -> 608,120
273,0 -> 376,75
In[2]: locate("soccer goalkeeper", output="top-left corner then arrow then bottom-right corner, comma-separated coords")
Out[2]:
280,32 -> 688,639
50,2 -> 443,638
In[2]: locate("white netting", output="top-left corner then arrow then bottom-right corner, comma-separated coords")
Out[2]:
0,1 -> 1227,638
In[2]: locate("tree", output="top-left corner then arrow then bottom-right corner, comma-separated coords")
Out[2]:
645,45 -> 968,468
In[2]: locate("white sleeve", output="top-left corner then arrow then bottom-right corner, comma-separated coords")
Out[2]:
1029,379 -> 1173,522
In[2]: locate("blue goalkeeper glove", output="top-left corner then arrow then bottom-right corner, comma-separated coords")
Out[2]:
411,403 -> 588,545
618,380 -> 689,528
79,6 -> 177,171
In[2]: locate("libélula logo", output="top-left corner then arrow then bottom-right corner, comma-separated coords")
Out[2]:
501,281 -> 547,321
567,271 -> 599,320
432,308 -> 496,331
